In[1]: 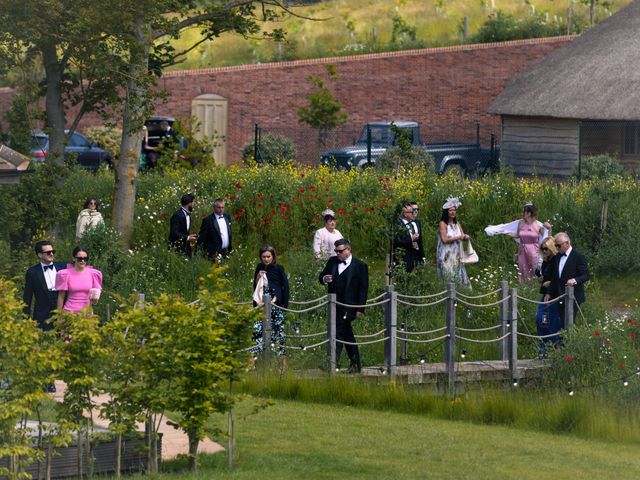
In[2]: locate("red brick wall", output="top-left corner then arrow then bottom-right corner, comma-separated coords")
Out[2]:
0,36 -> 573,164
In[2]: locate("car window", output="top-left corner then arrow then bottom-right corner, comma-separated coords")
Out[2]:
68,133 -> 91,148
31,136 -> 48,150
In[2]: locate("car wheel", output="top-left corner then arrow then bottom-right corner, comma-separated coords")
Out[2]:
443,163 -> 465,178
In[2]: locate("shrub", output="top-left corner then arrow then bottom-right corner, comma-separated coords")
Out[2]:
242,132 -> 297,165
376,146 -> 434,173
469,11 -> 567,43
575,154 -> 627,180
85,125 -> 122,160
155,117 -> 216,171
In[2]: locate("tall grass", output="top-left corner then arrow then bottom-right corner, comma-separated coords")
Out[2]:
240,374 -> 640,444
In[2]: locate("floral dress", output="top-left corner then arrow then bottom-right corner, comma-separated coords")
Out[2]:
436,222 -> 470,287
250,263 -> 289,356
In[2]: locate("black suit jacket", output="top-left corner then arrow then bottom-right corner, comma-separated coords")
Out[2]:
547,248 -> 589,305
168,208 -> 191,255
196,213 -> 232,260
393,218 -> 425,271
23,262 -> 66,328
319,256 -> 369,320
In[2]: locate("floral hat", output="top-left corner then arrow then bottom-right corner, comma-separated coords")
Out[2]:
442,196 -> 461,209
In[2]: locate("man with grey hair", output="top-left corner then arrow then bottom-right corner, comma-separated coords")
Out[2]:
544,232 -> 589,327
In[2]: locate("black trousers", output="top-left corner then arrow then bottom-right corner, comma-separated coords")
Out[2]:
336,312 -> 360,367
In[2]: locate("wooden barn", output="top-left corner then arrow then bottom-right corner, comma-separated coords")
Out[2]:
489,0 -> 640,177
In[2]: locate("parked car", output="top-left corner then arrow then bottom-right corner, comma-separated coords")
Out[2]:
31,130 -> 112,170
320,121 -> 499,174
144,115 -> 176,148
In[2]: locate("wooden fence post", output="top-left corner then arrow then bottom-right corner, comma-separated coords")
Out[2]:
327,293 -> 337,375
564,285 -> 575,330
384,284 -> 397,379
509,287 -> 518,381
444,283 -> 457,393
499,280 -> 509,361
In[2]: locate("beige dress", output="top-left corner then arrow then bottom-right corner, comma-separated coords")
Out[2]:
75,209 -> 104,240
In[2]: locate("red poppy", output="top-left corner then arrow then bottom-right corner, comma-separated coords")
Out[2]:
328,197 -> 334,203
228,195 -> 236,201
627,319 -> 632,323
594,330 -> 601,337
300,173 -> 305,178
338,208 -> 346,215
235,183 -> 242,189
310,194 -> 314,199
271,209 -> 276,214
257,194 -> 265,200
631,332 -> 637,339
619,363 -> 625,369
320,179 -> 325,183
325,187 -> 329,192
299,188 -> 306,193
632,321 -> 639,326
310,185 -> 316,191
564,355 -> 573,362
279,205 -> 287,212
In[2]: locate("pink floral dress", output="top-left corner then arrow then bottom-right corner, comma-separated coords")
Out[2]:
517,222 -> 540,282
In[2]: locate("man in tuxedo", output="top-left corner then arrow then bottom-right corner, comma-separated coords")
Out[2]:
168,193 -> 197,256
23,240 -> 66,331
196,198 -> 232,260
393,201 -> 425,272
319,238 -> 369,373
544,232 -> 589,327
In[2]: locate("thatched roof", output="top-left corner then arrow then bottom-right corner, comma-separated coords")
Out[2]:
489,0 -> 640,120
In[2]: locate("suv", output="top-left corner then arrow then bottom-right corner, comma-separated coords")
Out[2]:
31,130 -> 112,170
144,115 -> 176,148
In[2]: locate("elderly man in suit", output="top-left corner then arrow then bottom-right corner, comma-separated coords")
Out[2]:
197,198 -> 232,260
544,232 -> 589,327
393,201 -> 425,272
319,238 -> 369,373
23,240 -> 66,330
168,193 -> 197,256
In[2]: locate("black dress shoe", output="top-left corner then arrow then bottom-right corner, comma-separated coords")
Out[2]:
347,364 -> 361,374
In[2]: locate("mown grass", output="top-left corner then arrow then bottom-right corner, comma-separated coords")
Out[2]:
152,398 -> 640,479
169,0 -> 632,70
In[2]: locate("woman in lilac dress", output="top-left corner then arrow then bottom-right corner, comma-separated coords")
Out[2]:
55,246 -> 103,314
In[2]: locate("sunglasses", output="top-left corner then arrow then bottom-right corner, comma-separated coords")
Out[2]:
334,248 -> 348,254
412,208 -> 419,212
40,250 -> 55,255
541,247 -> 549,252
75,256 -> 89,262
554,241 -> 567,249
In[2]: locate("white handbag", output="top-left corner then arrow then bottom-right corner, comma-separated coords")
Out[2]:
460,240 -> 479,264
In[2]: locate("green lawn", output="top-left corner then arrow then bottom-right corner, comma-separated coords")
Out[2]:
154,399 -> 640,479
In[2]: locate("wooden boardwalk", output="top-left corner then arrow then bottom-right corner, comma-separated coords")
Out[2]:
359,359 -> 547,385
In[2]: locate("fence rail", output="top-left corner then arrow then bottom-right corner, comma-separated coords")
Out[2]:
254,280 -> 575,390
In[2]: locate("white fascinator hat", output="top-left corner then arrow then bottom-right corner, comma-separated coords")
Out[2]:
442,196 -> 461,209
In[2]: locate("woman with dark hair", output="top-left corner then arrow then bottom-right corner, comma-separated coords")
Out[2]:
75,197 -> 104,241
313,208 -> 343,259
535,236 -> 562,355
436,197 -> 470,287
55,246 -> 103,314
251,246 -> 289,357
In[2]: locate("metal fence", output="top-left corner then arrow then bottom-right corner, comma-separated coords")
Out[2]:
579,120 -> 640,177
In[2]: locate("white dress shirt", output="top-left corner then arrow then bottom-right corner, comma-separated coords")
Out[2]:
217,215 -> 230,249
558,246 -> 572,277
338,255 -> 352,275
41,262 -> 57,291
182,208 -> 191,231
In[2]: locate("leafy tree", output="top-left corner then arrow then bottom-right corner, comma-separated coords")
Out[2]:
469,11 -> 567,43
298,63 -> 349,149
0,279 -> 60,479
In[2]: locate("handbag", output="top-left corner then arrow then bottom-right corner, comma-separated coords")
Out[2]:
88,288 -> 102,302
460,239 -> 479,264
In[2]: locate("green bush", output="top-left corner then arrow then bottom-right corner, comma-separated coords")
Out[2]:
242,133 -> 297,165
469,11 -> 568,43
155,117 -> 216,171
575,154 -> 627,180
85,125 -> 122,160
375,146 -> 434,173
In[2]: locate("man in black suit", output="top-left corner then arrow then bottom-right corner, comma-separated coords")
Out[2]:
393,201 -> 425,272
23,240 -> 66,331
544,232 -> 589,328
168,193 -> 197,256
319,238 -> 369,373
196,198 -> 232,260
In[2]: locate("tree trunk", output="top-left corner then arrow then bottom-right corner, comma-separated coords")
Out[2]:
187,428 -> 200,471
115,432 -> 122,479
112,21 -> 152,247
41,43 -> 66,166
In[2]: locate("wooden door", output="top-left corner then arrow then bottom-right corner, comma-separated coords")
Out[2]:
191,94 -> 228,165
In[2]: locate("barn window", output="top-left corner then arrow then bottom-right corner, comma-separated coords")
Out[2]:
623,124 -> 640,154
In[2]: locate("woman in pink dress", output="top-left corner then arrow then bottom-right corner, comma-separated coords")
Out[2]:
508,204 -> 549,282
55,246 -> 103,314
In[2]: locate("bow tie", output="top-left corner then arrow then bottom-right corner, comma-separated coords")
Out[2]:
184,211 -> 190,216
218,216 -> 224,219
340,260 -> 347,265
43,265 -> 54,270
559,253 -> 566,257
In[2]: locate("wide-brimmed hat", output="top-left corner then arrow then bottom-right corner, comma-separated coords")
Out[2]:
442,196 -> 461,209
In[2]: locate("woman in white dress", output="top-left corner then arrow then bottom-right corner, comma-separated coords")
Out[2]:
436,197 -> 470,287
313,209 -> 343,259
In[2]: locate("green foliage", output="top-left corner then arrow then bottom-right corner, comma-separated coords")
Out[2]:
388,14 -> 426,50
242,132 -> 297,166
155,117 -> 215,171
468,10 -> 568,43
0,278 -> 58,478
298,64 -> 348,147
85,125 -> 122,161
576,154 -> 627,180
4,90 -> 40,155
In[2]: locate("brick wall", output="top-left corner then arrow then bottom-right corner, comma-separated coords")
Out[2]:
0,36 -> 573,164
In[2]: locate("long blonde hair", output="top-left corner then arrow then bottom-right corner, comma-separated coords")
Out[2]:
540,236 -> 557,259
